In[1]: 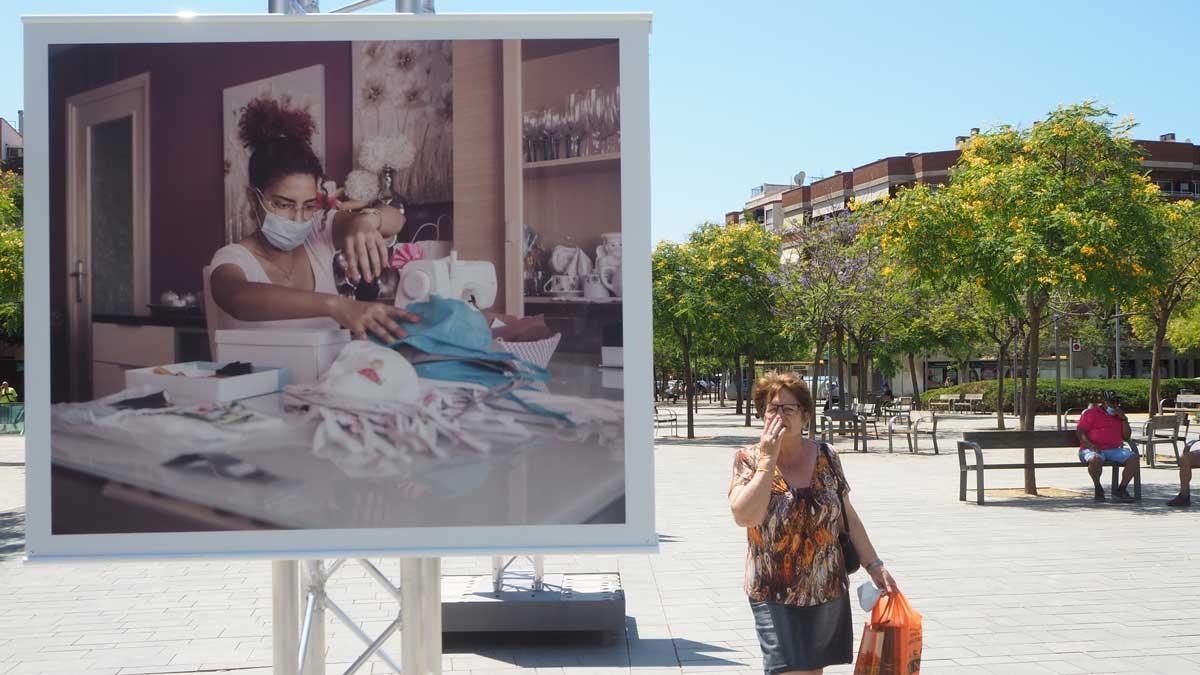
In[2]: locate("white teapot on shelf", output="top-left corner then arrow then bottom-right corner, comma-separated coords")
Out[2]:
595,232 -> 622,297
549,244 -> 593,277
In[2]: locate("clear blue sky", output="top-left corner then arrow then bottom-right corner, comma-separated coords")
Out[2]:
4,0 -> 1200,242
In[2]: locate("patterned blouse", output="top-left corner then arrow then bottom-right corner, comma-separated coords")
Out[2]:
729,443 -> 850,607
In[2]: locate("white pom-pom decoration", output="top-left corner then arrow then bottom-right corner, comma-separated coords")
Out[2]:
385,136 -> 416,170
345,170 -> 381,204
360,136 -> 416,173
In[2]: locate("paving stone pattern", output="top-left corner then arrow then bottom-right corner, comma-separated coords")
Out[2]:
1,406 -> 1197,674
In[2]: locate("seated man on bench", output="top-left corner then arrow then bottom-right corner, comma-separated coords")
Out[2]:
1167,445 -> 1196,508
1076,391 -> 1138,503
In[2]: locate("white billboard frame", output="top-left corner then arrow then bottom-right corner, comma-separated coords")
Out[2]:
23,12 -> 655,562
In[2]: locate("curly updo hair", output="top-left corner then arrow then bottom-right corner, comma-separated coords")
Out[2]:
752,371 -> 815,420
238,96 -> 324,191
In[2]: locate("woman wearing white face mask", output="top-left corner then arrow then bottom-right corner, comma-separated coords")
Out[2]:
210,99 -> 417,342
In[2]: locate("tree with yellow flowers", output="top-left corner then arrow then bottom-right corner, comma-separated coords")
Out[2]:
0,170 -> 23,343
884,102 -> 1167,493
653,239 -> 704,438
1127,199 -> 1200,412
688,220 -> 784,427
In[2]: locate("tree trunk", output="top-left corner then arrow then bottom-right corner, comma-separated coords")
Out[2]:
859,347 -> 870,403
734,354 -> 743,415
996,341 -> 1007,430
744,348 -> 754,427
1022,299 -> 1044,495
1150,306 -> 1170,418
811,338 -> 826,436
835,327 -> 846,409
907,353 -> 919,405
682,332 -> 695,439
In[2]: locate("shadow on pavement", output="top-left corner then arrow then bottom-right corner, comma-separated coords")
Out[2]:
965,484 -> 1186,516
0,509 -> 26,559
442,626 -> 743,667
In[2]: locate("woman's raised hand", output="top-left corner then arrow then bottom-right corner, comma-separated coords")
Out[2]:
758,414 -> 784,468
340,210 -> 391,285
331,297 -> 419,343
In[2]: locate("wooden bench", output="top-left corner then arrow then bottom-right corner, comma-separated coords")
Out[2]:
887,411 -> 939,454
853,401 -> 881,437
881,396 -> 912,419
957,430 -> 1141,505
1131,415 -> 1181,468
956,393 -> 985,414
819,408 -> 865,453
653,406 -> 678,437
929,394 -> 960,412
1159,394 -> 1200,440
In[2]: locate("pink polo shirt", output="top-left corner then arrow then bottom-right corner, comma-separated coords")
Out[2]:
1076,407 -> 1125,450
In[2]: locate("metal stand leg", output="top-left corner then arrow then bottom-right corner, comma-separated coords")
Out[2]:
492,555 -> 544,592
401,558 -> 442,674
272,561 -> 300,675
300,560 -> 327,675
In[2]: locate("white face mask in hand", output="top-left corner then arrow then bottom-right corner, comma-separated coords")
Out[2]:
256,191 -> 318,251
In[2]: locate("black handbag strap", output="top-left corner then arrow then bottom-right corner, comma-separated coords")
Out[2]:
819,443 -> 851,533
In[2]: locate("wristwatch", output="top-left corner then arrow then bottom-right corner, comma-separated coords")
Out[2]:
866,558 -> 884,572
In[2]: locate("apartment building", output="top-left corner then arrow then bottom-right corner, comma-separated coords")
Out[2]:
735,131 -> 1200,393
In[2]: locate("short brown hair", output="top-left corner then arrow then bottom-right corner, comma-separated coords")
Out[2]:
752,371 -> 815,419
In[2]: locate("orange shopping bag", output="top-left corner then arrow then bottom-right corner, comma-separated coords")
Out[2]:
853,591 -> 923,675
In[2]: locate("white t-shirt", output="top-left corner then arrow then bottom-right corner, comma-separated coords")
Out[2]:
208,214 -> 342,332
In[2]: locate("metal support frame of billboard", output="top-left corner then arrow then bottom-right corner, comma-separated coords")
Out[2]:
258,4 -> 584,674
261,4 -> 441,673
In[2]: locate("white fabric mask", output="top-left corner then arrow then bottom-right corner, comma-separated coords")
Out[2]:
256,191 -> 318,251
316,341 -> 420,404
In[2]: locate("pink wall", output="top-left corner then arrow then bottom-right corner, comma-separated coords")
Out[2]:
49,41 -> 353,299
48,42 -> 353,400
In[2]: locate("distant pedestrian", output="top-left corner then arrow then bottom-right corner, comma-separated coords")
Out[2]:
729,372 -> 899,673
0,381 -> 16,404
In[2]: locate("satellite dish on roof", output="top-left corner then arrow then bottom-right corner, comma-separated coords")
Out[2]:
793,171 -> 806,186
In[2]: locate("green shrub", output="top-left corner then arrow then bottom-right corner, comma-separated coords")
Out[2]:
918,378 -> 1200,413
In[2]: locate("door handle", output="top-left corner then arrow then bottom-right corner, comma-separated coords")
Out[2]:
69,259 -> 85,303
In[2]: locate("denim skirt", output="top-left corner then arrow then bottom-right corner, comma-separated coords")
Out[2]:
750,592 -> 853,673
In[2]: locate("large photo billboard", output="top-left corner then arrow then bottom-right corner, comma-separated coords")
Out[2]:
22,13 -> 653,560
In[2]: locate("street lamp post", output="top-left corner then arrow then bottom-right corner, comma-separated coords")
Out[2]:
1115,301 -> 1121,379
1054,314 -> 1062,430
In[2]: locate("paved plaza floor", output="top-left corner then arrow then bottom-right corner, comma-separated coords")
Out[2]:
1,404 -> 1198,674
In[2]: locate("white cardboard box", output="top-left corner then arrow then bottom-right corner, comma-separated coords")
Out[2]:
215,328 -> 351,384
601,346 -> 623,368
125,361 -> 288,405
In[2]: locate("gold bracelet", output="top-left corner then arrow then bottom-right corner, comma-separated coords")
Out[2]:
755,467 -> 770,473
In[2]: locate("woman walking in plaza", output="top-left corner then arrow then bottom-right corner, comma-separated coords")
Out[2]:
728,371 -> 898,674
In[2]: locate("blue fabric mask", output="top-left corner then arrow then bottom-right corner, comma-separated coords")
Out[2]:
376,294 -> 551,389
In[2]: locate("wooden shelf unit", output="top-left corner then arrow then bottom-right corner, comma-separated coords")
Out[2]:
525,296 -> 622,305
504,38 -> 622,319
523,153 -> 620,178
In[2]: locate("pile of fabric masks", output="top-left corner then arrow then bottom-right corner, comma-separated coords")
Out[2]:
284,295 -> 624,477
51,386 -> 284,453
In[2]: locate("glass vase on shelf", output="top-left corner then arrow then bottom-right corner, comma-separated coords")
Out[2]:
564,91 -> 586,159
523,111 -> 542,163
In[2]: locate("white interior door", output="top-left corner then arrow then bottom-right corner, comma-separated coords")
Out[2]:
65,74 -> 151,401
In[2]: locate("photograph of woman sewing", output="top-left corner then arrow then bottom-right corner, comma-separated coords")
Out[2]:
209,99 -> 417,343
44,37 -> 629,539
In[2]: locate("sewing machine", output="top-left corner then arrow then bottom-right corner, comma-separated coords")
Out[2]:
395,251 -> 498,309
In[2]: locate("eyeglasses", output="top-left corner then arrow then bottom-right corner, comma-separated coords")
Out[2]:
258,190 -> 322,220
765,404 -> 801,416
